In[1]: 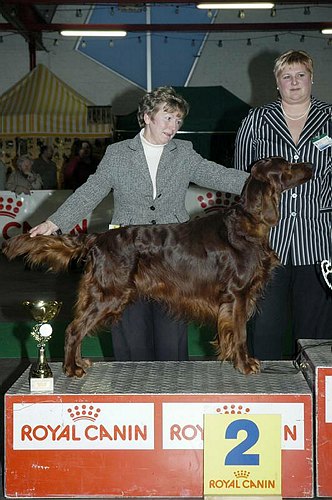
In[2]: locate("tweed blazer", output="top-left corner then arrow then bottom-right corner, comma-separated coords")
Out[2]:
50,133 -> 248,232
234,97 -> 332,266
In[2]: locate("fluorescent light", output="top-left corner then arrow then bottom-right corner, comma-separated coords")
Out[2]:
321,29 -> 332,34
60,30 -> 127,37
197,3 -> 274,9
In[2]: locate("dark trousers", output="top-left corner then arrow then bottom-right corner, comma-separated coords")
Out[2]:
248,263 -> 332,360
111,298 -> 189,361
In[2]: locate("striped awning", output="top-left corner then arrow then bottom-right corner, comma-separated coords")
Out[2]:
0,64 -> 113,138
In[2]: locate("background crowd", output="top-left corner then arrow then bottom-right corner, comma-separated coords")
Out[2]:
1,138 -> 101,194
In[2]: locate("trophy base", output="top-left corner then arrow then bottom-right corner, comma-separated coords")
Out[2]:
30,376 -> 54,393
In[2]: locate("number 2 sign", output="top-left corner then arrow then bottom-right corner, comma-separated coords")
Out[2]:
203,414 -> 281,496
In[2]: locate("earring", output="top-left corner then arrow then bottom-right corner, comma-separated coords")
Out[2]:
311,81 -> 314,84
276,87 -> 279,90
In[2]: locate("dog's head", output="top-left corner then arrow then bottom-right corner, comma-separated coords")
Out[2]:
241,157 -> 312,227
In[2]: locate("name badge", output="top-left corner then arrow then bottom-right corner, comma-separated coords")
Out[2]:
312,134 -> 332,151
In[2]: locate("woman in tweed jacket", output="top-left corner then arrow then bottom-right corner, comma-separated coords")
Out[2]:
234,50 -> 332,360
29,86 -> 248,362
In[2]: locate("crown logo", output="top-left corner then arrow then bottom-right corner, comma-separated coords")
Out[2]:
215,404 -> 251,415
197,191 -> 240,214
234,470 -> 250,479
0,196 -> 23,219
67,404 -> 101,422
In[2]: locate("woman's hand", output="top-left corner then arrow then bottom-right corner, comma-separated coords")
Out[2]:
29,220 -> 59,237
13,187 -> 30,195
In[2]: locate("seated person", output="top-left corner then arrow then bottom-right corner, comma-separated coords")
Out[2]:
6,154 -> 43,195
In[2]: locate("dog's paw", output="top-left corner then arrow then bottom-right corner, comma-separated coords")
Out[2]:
235,357 -> 261,375
247,357 -> 261,374
63,364 -> 87,378
77,357 -> 93,370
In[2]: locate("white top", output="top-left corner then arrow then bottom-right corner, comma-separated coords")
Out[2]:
140,129 -> 165,199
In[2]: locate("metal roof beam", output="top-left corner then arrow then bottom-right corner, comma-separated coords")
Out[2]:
1,21 -> 331,32
2,0 -> 332,4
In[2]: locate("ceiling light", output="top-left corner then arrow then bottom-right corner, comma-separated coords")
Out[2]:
197,3 -> 274,9
321,29 -> 332,35
60,30 -> 127,37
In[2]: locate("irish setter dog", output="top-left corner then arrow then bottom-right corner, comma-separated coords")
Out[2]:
2,157 -> 312,377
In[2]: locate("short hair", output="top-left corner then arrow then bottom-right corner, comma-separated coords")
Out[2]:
273,50 -> 313,79
71,139 -> 91,156
137,86 -> 190,128
17,154 -> 32,168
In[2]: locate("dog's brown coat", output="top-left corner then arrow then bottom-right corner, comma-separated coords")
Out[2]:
2,157 -> 312,377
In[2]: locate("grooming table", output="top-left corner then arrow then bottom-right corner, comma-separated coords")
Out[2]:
5,360 -> 313,498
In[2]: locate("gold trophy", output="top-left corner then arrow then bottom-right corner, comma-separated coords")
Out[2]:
23,300 -> 62,393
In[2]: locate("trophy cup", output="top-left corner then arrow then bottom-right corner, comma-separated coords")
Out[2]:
23,300 -> 62,393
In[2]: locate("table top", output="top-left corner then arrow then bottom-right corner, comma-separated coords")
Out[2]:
6,360 -> 311,396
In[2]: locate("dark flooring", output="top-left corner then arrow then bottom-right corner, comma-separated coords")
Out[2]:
0,253 -> 322,499
0,253 -> 81,323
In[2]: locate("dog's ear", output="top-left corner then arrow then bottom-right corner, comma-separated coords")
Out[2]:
261,186 -> 280,226
247,159 -> 282,226
242,177 -> 280,227
241,177 -> 264,217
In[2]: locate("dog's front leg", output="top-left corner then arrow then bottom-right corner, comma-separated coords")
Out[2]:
216,300 -> 260,375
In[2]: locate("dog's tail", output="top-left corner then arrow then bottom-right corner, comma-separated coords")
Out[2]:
1,233 -> 97,272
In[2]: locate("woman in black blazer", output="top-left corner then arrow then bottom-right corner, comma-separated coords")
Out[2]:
234,49 -> 332,360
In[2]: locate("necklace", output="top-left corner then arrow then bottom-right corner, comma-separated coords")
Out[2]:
281,102 -> 311,121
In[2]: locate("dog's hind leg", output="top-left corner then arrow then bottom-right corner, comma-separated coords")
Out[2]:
63,271 -> 135,377
63,293 -> 133,378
